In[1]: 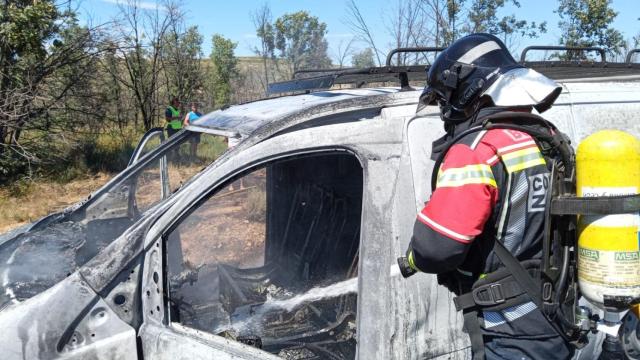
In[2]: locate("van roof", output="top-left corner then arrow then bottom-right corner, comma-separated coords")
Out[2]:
187,88 -> 405,137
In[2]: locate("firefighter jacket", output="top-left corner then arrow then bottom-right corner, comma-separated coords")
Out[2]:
408,124 -> 551,276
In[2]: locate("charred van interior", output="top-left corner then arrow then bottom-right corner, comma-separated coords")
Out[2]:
166,152 -> 363,359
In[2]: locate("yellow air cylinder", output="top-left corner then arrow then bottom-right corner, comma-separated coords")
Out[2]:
577,130 -> 640,309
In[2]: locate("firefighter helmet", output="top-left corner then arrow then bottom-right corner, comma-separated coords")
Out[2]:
419,33 -> 562,123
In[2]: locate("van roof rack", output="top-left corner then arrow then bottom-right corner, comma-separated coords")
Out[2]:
267,47 -> 444,95
519,45 -> 607,62
521,46 -> 640,80
267,46 -> 640,95
626,49 -> 640,64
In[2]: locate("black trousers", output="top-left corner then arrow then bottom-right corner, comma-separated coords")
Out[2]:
166,127 -> 179,137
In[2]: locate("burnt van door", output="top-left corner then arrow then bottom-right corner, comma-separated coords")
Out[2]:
145,153 -> 362,360
139,154 -> 364,360
0,272 -> 139,359
135,106 -> 392,360
129,127 -> 171,200
129,127 -> 166,166
132,130 -> 171,208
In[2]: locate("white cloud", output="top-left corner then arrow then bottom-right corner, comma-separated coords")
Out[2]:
101,0 -> 162,10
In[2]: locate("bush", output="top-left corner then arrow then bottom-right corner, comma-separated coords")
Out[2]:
0,126 -> 143,187
0,153 -> 33,186
4,178 -> 33,198
79,138 -> 135,174
244,187 -> 266,222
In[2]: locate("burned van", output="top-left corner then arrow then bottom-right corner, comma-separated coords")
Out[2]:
2,47 -> 640,359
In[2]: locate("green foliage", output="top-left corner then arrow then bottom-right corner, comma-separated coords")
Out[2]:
0,1 -> 107,182
274,11 -> 331,72
0,151 -> 32,185
557,0 -> 624,58
466,0 -> 546,46
1,1 -> 211,183
352,48 -> 375,68
0,0 -> 60,62
209,34 -> 239,108
255,7 -> 275,59
444,0 -> 466,44
252,3 -> 276,93
162,25 -> 204,103
78,136 -> 135,174
412,0 -> 545,48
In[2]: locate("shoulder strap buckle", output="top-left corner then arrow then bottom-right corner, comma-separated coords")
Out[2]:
542,282 -> 553,302
473,283 -> 506,306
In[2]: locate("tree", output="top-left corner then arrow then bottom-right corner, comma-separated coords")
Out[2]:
418,0 -> 464,47
496,15 -> 546,50
557,0 -> 624,59
209,34 -> 238,108
107,0 -> 176,131
333,38 -> 355,68
445,0 -> 465,44
634,18 -> 640,49
0,0 -> 108,179
466,0 -> 546,50
345,0 -> 545,65
352,48 -> 376,68
274,11 -> 332,74
252,3 -> 275,93
387,0 -> 433,65
162,25 -> 204,104
344,0 -> 383,66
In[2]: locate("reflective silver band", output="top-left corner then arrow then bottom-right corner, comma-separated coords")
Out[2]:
457,41 -> 501,64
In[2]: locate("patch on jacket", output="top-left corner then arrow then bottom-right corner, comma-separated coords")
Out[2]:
528,173 -> 549,212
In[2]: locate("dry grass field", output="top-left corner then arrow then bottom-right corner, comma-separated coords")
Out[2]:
0,173 -> 114,233
0,132 -> 228,234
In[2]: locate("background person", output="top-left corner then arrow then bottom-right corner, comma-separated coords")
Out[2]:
165,97 -> 182,137
183,102 -> 202,157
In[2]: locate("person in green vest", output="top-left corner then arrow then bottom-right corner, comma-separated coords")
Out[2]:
165,97 -> 182,137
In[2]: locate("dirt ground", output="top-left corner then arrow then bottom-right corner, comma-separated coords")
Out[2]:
177,171 -> 267,269
0,173 -> 114,233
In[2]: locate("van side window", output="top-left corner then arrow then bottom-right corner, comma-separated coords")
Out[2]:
134,133 -> 228,213
165,152 -> 363,359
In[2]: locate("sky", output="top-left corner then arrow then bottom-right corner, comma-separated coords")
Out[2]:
78,0 -> 639,63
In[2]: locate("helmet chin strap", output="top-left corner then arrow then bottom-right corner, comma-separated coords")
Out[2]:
441,101 -> 482,135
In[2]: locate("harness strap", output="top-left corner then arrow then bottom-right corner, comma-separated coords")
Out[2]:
493,241 -> 544,307
457,241 -> 562,358
463,310 -> 485,360
551,194 -> 640,215
493,239 -> 569,342
454,280 -> 526,311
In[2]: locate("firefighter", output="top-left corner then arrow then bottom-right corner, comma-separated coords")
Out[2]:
401,33 -> 572,359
